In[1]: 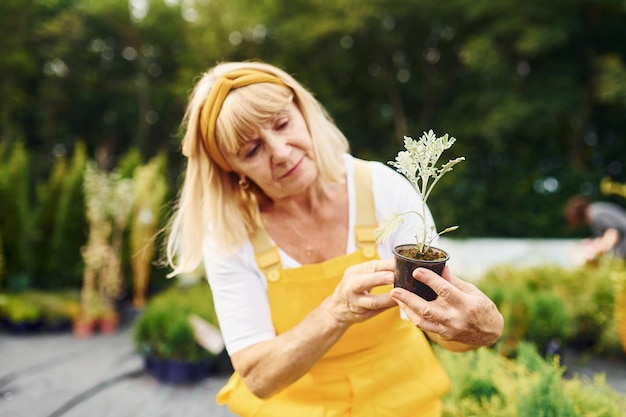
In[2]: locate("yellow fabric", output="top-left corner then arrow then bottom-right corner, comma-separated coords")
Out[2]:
197,69 -> 287,171
217,159 -> 450,416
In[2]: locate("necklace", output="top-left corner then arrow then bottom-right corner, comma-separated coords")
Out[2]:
285,218 -> 315,257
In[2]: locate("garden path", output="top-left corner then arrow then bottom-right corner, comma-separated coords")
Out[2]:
0,321 -> 235,417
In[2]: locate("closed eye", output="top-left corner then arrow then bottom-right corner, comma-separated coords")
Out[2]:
275,119 -> 289,131
239,140 -> 261,158
245,144 -> 260,158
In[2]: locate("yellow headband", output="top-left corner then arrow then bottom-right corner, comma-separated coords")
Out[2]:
198,69 -> 288,172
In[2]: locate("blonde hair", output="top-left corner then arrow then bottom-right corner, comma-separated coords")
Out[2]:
166,61 -> 350,276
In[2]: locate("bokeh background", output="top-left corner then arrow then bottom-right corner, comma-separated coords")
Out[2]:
2,2 -> 626,416
1,0 -> 626,291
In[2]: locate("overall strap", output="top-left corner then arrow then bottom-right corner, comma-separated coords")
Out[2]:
352,158 -> 378,259
249,213 -> 282,282
251,158 -> 378,278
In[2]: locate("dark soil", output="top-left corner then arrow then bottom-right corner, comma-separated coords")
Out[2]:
396,246 -> 448,261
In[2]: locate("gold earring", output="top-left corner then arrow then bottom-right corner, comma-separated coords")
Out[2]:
238,178 -> 249,189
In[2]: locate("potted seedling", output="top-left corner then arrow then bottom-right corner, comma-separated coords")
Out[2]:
375,130 -> 464,300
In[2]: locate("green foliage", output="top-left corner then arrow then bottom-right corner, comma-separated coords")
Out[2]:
0,234 -> 5,288
515,344 -> 576,417
34,142 -> 87,289
0,0 -> 624,249
116,147 -> 144,179
0,290 -> 80,325
0,140 -> 174,294
0,141 -> 33,290
0,141 -> 87,291
478,257 -> 624,356
133,283 -> 219,361
32,290 -> 81,322
439,343 -> 626,417
1,294 -> 42,322
1,0 -> 626,297
130,151 -> 170,306
526,291 -> 570,349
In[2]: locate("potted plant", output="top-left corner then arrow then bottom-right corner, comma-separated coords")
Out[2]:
0,294 -> 43,333
133,283 -> 225,384
375,130 -> 464,300
32,290 -> 81,332
129,152 -> 168,310
76,163 -> 134,337
72,289 -> 102,338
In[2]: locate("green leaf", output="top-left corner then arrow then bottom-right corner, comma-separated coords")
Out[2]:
439,225 -> 459,235
374,212 -> 405,243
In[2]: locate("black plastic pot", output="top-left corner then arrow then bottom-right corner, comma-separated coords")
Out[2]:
2,318 -> 43,334
393,244 -> 449,301
143,355 -> 214,384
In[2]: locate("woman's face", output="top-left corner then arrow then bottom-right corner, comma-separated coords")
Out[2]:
224,102 -> 318,200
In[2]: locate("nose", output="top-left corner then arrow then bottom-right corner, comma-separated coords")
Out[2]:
263,131 -> 291,164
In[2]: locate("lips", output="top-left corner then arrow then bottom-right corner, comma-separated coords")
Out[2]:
279,157 -> 303,179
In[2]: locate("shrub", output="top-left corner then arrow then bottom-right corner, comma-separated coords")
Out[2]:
478,258 -> 622,356
1,294 -> 42,323
0,290 -> 80,329
439,343 -> 626,417
0,141 -> 33,291
612,261 -> 626,356
36,142 -> 88,289
133,282 -> 220,362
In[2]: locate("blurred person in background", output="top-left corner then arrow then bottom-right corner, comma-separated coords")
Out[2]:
565,194 -> 626,262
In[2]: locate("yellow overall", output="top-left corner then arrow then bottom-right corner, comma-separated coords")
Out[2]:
216,159 -> 450,416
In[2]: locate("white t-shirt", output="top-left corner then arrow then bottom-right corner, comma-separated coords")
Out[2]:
204,154 -> 437,355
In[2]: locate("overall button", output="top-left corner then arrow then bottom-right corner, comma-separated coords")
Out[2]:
363,246 -> 376,258
267,270 -> 280,282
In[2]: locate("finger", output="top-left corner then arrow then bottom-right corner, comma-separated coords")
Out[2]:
439,265 -> 453,282
356,292 -> 397,311
349,258 -> 395,274
390,287 -> 432,317
440,266 -> 478,294
412,267 -> 460,303
351,270 -> 395,293
392,291 -> 441,331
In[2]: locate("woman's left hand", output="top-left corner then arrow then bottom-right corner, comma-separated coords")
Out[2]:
390,266 -> 503,350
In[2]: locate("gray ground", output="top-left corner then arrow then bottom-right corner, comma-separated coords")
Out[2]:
0,321 -> 235,417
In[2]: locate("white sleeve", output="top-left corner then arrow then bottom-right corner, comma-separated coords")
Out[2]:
369,160 -> 438,260
203,240 -> 276,355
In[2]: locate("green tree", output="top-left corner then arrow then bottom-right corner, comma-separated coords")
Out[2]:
2,0 -> 626,248
0,0 -> 37,148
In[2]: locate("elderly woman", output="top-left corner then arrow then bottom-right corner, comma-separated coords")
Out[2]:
166,61 -> 503,417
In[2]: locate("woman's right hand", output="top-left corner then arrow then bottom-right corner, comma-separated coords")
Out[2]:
326,258 -> 397,326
